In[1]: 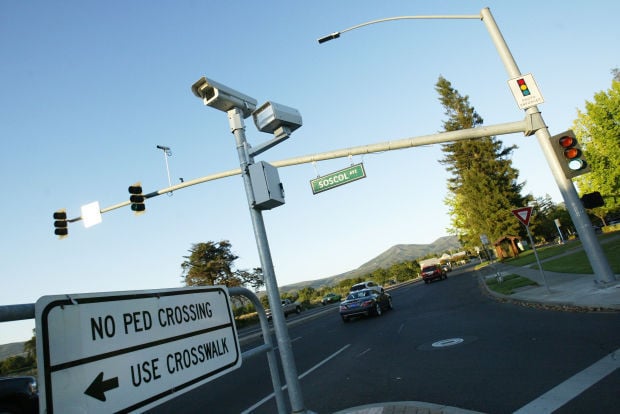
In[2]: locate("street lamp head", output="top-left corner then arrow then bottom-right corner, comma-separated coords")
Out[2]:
191,76 -> 257,118
317,32 -> 341,44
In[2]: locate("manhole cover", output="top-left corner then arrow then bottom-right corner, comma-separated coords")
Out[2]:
417,335 -> 478,351
432,338 -> 464,347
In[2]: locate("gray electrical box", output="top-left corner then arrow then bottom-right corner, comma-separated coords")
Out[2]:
248,161 -> 285,210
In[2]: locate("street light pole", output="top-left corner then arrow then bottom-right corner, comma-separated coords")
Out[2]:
478,8 -> 615,285
319,7 -> 616,285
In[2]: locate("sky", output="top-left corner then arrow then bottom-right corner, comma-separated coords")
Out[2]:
1,0 -> 618,344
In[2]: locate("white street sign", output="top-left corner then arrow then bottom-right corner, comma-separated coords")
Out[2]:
507,73 -> 544,109
35,286 -> 241,413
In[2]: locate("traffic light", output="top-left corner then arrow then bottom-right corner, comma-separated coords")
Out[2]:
581,191 -> 605,209
550,130 -> 591,179
516,78 -> 531,96
53,209 -> 68,238
128,182 -> 145,214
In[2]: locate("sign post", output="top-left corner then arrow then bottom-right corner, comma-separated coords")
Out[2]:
35,286 -> 241,414
511,207 -> 551,293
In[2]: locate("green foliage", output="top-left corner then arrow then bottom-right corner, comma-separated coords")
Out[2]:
528,195 -> 575,242
435,76 -> 527,249
0,333 -> 37,375
181,240 -> 264,290
573,79 -> 620,223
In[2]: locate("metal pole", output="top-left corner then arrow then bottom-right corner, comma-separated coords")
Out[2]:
229,287 -> 287,414
226,107 -> 308,413
525,225 -> 551,294
480,7 -> 616,285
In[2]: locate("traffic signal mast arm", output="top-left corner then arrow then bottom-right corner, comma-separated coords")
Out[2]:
56,116 -> 537,226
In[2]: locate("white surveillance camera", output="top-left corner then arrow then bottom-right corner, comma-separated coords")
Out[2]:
191,76 -> 257,118
252,101 -> 302,137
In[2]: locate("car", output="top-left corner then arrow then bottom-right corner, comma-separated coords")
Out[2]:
421,264 -> 447,284
321,293 -> 342,305
349,281 -> 383,294
339,288 -> 392,322
0,376 -> 39,414
265,299 -> 302,320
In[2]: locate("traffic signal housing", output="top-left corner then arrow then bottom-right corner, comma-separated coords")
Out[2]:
550,130 -> 591,179
53,209 -> 68,238
128,182 -> 145,214
581,191 -> 605,209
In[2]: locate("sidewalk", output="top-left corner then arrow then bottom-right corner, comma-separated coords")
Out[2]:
482,260 -> 620,312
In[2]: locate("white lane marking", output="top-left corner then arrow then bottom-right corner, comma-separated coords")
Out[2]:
514,347 -> 620,414
357,348 -> 372,358
241,344 -> 351,413
397,323 -> 405,334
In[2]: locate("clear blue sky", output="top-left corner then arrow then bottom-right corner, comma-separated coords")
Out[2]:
1,0 -> 618,344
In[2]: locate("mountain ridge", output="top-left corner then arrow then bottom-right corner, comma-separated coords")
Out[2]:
280,235 -> 461,292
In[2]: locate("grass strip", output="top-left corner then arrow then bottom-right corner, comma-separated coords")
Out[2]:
485,274 -> 538,295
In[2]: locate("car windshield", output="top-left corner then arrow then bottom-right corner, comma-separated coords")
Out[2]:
347,290 -> 373,300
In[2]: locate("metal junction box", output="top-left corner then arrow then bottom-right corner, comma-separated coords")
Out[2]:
248,161 -> 285,210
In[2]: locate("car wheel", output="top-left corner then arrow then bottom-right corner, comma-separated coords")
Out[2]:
375,303 -> 382,316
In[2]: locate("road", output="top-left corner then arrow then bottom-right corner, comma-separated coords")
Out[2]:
150,265 -> 620,413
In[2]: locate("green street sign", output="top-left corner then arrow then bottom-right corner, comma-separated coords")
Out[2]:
310,163 -> 366,194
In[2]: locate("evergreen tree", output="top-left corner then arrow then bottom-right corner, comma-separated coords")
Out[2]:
435,76 -> 527,248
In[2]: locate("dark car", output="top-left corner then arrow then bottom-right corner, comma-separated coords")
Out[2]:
421,264 -> 447,284
0,376 -> 39,414
321,293 -> 342,305
339,288 -> 392,322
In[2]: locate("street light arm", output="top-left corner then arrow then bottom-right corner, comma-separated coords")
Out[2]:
318,14 -> 480,43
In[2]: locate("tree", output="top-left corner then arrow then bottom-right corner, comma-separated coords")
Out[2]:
181,240 -> 264,290
24,330 -> 36,366
573,77 -> 620,223
435,76 -> 527,249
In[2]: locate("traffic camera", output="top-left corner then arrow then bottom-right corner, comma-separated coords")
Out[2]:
252,101 -> 302,139
191,77 -> 257,119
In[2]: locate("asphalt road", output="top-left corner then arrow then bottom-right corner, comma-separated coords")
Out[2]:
150,266 -> 620,413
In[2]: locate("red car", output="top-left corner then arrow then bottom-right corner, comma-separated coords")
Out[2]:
421,264 -> 447,284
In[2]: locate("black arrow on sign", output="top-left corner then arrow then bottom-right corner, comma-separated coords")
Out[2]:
85,371 -> 119,402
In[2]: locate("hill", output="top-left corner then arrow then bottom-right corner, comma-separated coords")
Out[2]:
0,341 -> 26,361
281,235 -> 461,292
